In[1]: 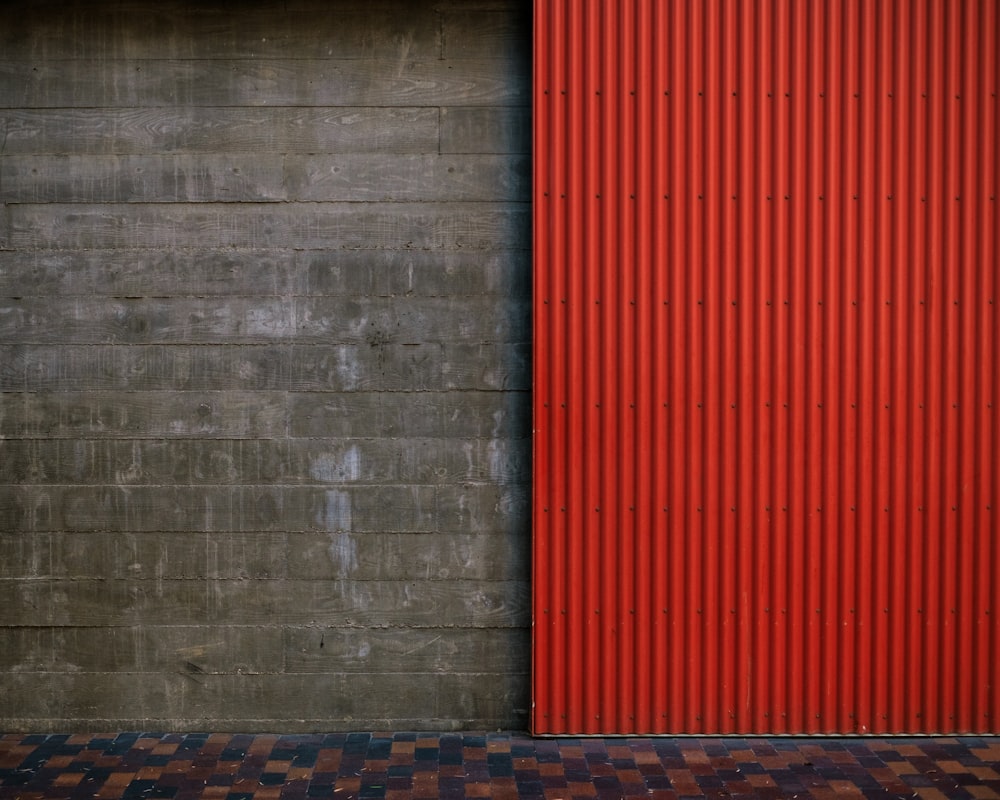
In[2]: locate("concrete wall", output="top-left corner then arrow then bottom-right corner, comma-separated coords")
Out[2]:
0,0 -> 531,732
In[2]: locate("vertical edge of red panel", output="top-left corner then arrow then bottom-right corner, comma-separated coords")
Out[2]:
531,0 -> 549,736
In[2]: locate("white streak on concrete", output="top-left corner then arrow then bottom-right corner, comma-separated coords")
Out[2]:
320,489 -> 352,531
309,445 -> 360,482
487,439 -> 504,482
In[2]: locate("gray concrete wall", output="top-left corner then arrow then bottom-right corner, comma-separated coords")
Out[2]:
0,0 -> 531,732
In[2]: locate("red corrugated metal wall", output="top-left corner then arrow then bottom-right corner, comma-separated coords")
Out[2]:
532,0 -> 999,734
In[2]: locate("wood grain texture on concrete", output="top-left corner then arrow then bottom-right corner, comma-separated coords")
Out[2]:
2,108 -> 442,155
0,0 -> 531,732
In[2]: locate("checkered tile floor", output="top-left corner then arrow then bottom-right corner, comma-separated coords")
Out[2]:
2,733 -> 999,799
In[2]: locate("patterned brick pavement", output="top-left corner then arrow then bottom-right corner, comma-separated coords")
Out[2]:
2,733 -> 999,800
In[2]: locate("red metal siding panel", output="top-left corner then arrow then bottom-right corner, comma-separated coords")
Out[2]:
532,0 -> 999,735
